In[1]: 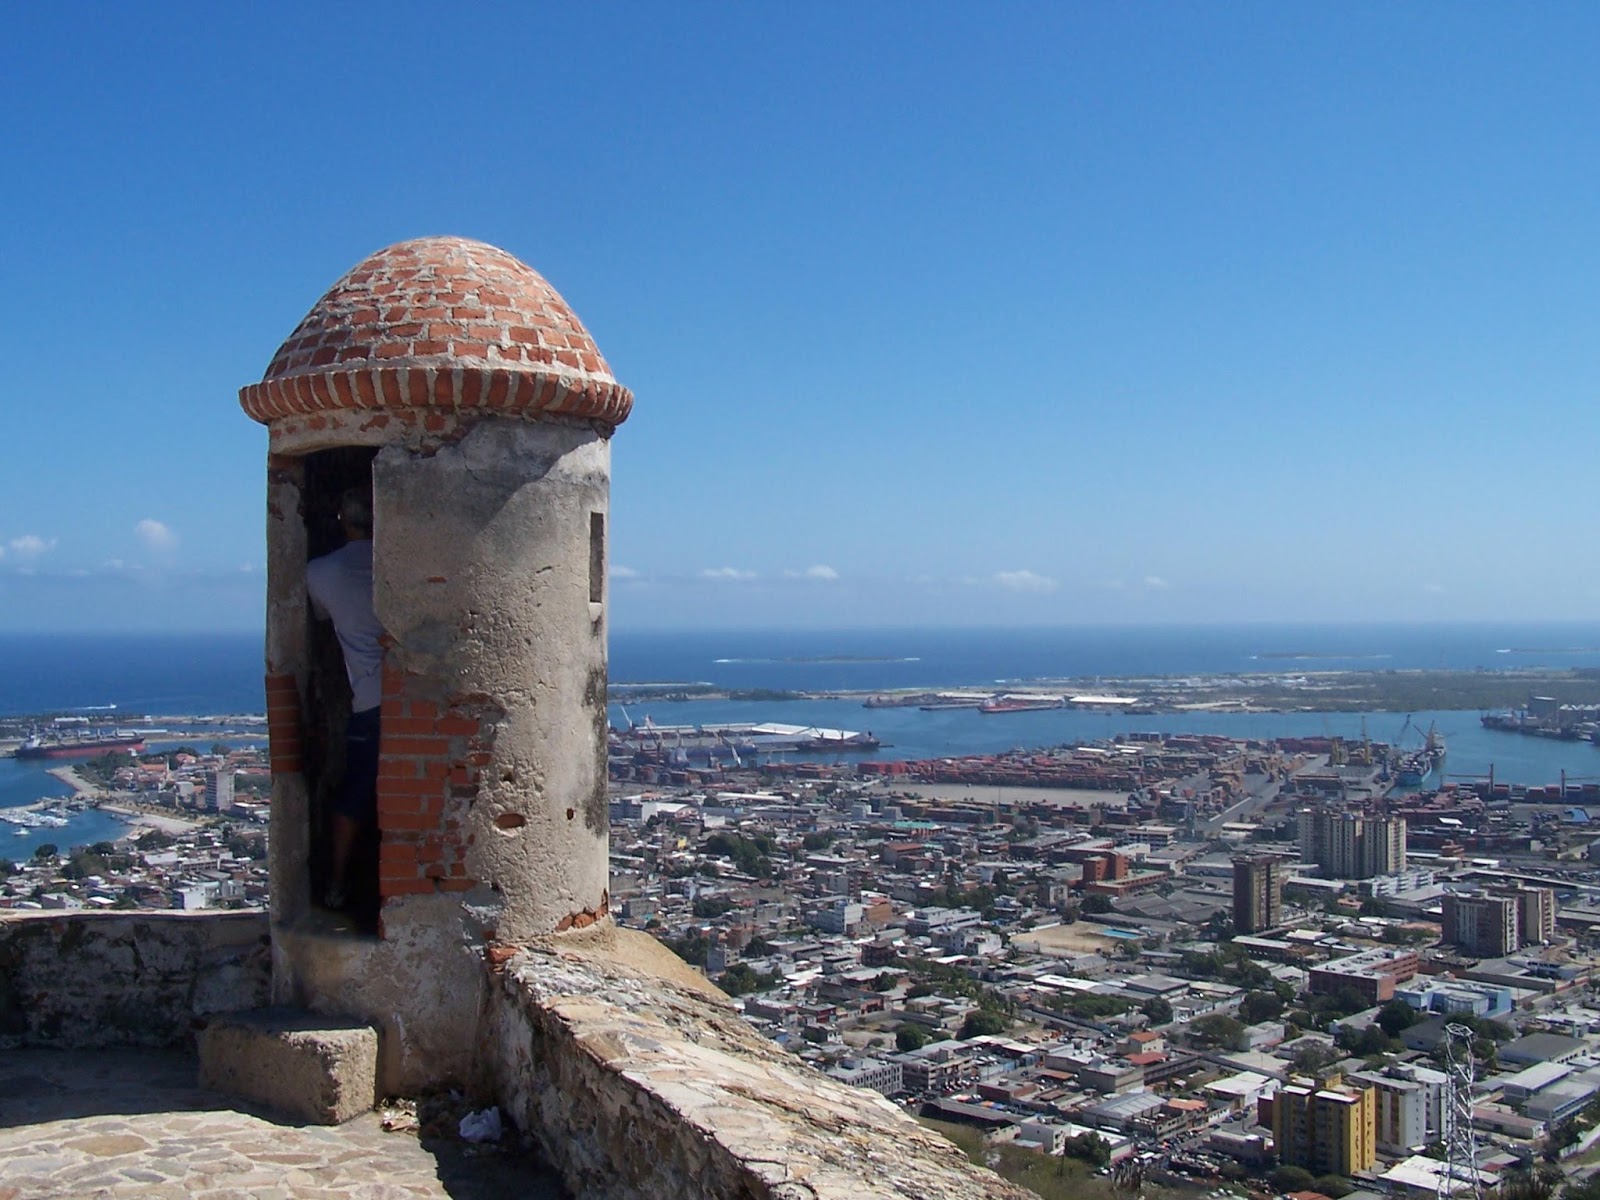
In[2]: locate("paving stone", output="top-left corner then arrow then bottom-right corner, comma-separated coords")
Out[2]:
0,1048 -> 567,1200
61,1133 -> 151,1157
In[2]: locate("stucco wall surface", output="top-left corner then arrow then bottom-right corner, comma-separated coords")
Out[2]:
272,891 -> 499,1094
486,924 -> 1033,1200
371,417 -> 611,935
0,910 -> 271,1049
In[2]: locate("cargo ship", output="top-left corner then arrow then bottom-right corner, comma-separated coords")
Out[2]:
1393,721 -> 1446,786
978,695 -> 1065,714
919,692 -> 992,711
15,731 -> 147,760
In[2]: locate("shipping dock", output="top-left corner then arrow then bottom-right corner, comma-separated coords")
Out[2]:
610,718 -> 881,767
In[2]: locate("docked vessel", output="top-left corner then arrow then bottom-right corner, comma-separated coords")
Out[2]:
978,695 -> 1065,714
918,692 -> 992,711
1392,720 -> 1446,786
15,731 -> 146,760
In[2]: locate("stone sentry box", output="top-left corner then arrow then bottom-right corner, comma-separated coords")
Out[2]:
238,237 -> 632,1091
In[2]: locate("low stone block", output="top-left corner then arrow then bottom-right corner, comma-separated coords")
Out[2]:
198,1007 -> 377,1124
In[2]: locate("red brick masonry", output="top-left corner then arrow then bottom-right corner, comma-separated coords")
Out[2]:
264,673 -> 302,776
239,237 -> 632,428
376,665 -> 501,901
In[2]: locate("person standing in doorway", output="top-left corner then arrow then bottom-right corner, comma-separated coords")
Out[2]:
306,485 -> 384,912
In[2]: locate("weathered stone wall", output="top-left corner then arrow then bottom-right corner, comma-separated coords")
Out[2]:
485,924 -> 1034,1200
0,910 -> 271,1050
271,893 -> 497,1093
372,417 -> 611,934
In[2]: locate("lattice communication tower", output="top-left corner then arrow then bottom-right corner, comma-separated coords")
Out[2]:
1437,1022 -> 1481,1200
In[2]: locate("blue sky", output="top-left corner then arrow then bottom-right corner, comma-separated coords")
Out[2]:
3,4 -> 1598,631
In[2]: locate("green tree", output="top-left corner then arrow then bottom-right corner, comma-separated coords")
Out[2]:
660,930 -> 709,966
1548,1119 -> 1583,1162
1058,993 -> 1133,1020
1080,894 -> 1113,915
1335,1023 -> 1397,1057
1191,1014 -> 1248,1051
1501,1163 -> 1562,1200
1140,997 -> 1173,1025
1292,1041 -> 1343,1076
1377,999 -> 1419,1038
1240,990 -> 1285,1024
1271,1166 -> 1315,1193
1062,1132 -> 1111,1168
718,963 -> 779,997
0,859 -> 14,876
33,843 -> 57,859
1312,1176 -> 1353,1198
1203,911 -> 1236,942
895,1023 -> 929,1052
959,1010 -> 1008,1039
1562,1177 -> 1600,1200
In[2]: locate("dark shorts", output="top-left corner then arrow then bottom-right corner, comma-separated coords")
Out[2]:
332,706 -> 380,822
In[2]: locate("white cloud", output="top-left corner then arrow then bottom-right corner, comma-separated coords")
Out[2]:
135,519 -> 179,553
1144,575 -> 1171,590
611,564 -> 640,579
785,564 -> 839,581
700,567 -> 757,582
1423,582 -> 1445,594
994,569 -> 1058,593
8,534 -> 56,561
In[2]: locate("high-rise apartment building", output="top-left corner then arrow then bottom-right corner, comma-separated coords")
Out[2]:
205,769 -> 235,813
1348,1063 -> 1446,1157
1326,812 -> 1362,878
1361,817 -> 1407,877
1442,892 -> 1518,957
1510,886 -> 1557,947
1266,1073 -> 1377,1176
1232,855 -> 1284,934
1298,809 -> 1407,879
1443,886 -> 1557,954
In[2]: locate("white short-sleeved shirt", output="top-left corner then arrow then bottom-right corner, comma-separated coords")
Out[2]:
306,539 -> 384,714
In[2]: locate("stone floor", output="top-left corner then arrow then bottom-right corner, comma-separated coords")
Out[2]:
0,1048 -> 569,1200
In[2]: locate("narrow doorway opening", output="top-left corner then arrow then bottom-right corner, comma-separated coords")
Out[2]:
302,446 -> 381,933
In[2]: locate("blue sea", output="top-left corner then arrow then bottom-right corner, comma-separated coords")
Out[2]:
6,622 -> 1600,856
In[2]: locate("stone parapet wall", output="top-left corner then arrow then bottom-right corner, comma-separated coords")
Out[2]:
0,910 -> 271,1049
486,924 -> 1033,1200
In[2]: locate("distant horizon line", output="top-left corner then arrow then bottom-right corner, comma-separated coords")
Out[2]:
6,617 -> 1600,638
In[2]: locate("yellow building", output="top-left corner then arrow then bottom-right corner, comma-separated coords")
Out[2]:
1268,1073 -> 1376,1177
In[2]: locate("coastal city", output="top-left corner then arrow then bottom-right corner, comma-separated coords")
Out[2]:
11,680 -> 1600,1200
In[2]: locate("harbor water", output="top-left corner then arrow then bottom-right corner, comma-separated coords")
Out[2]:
8,623 -> 1600,856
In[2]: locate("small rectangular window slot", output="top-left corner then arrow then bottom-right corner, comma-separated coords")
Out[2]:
589,512 -> 605,605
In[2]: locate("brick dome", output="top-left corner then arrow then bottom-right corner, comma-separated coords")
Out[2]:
239,237 -> 632,428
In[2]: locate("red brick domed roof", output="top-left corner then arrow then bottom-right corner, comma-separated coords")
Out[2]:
239,237 -> 632,428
